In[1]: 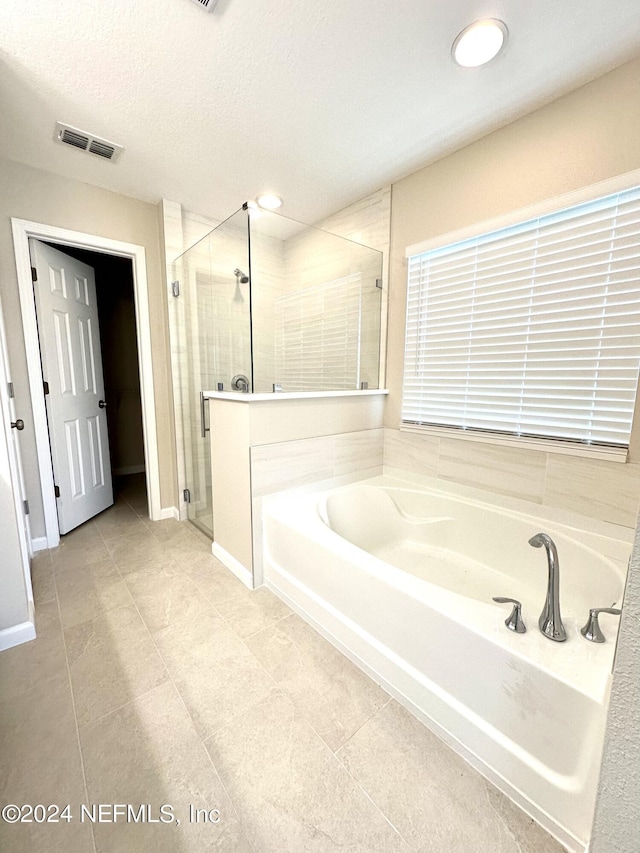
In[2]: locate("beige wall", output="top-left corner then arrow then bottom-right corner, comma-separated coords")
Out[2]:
386,56 -> 640,528
0,157 -> 178,537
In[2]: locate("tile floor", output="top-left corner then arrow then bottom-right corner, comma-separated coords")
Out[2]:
0,475 -> 567,852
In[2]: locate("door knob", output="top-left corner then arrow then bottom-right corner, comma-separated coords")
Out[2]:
11,419 -> 25,430
98,400 -> 107,409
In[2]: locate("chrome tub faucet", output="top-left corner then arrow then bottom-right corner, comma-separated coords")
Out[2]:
529,533 -> 567,642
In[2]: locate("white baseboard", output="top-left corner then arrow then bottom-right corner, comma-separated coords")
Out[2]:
31,536 -> 49,553
211,542 -> 254,589
113,465 -> 146,476
0,618 -> 36,651
159,506 -> 180,521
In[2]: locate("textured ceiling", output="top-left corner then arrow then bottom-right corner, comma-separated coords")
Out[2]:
1,0 -> 640,224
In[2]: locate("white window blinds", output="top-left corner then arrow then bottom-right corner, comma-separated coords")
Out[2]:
402,186 -> 640,448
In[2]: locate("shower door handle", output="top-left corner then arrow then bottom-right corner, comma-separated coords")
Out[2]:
199,391 -> 210,438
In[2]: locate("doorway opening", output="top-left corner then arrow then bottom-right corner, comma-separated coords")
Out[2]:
12,218 -> 163,550
40,242 -> 148,533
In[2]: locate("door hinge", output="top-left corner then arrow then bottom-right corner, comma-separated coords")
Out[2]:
375,278 -> 383,289
54,485 -> 60,498
31,266 -> 38,282
23,499 -> 30,515
43,380 -> 50,396
183,488 -> 191,503
171,280 -> 180,298
8,382 -> 14,398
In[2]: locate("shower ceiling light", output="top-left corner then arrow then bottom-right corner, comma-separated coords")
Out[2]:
452,19 -> 508,67
256,193 -> 283,210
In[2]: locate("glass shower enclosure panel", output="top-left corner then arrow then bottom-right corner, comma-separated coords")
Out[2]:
172,209 -> 250,537
249,210 -> 383,392
170,203 -> 384,539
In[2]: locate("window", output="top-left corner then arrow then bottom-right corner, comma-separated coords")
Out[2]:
402,185 -> 640,453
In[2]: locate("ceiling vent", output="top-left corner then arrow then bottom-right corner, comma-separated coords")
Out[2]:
188,0 -> 219,11
54,122 -> 124,163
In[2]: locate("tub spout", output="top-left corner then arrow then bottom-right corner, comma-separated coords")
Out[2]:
528,533 -> 567,642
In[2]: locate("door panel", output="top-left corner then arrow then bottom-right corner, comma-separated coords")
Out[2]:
30,239 -> 113,534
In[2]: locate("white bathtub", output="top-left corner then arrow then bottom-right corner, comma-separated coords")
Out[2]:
261,474 -> 632,852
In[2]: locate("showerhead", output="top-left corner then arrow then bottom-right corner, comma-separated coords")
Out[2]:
234,268 -> 249,284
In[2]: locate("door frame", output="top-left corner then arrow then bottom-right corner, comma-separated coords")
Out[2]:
0,292 -> 35,649
12,218 -> 162,549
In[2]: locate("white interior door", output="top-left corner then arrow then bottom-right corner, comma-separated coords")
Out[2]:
30,239 -> 113,534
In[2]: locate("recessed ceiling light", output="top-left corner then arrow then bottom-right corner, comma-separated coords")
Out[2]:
452,19 -> 508,68
256,193 -> 283,210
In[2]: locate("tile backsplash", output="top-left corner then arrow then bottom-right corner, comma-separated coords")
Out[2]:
251,429 -> 384,498
384,427 -> 640,529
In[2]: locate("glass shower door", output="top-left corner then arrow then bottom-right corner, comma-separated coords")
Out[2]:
171,209 -> 251,538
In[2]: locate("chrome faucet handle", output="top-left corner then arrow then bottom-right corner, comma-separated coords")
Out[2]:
492,597 -> 526,633
580,607 -> 622,643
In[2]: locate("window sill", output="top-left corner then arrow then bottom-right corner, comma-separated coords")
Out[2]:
400,423 -> 629,463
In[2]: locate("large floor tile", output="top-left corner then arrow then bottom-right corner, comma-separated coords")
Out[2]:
172,547 -> 228,579
30,551 -> 56,605
51,533 -> 112,575
337,699 -> 565,852
247,613 -> 389,751
65,605 -> 168,726
56,558 -> 133,629
204,689 -> 409,852
94,504 -> 149,539
192,568 -> 290,638
152,611 -> 274,738
105,529 -> 178,576
126,494 -> 150,517
79,681 -> 252,853
124,563 -> 213,633
143,517 -> 202,547
0,674 -> 94,853
216,586 -> 291,638
0,599 -> 67,701
60,519 -> 100,542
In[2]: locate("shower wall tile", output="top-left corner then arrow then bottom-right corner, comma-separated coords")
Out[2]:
545,455 -> 640,528
383,428 -> 439,478
161,199 -> 184,265
316,187 -> 391,258
438,438 -> 546,503
182,210 -> 221,253
278,187 -> 390,392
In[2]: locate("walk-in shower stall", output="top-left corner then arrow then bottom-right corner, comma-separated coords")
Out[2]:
170,205 -> 384,536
